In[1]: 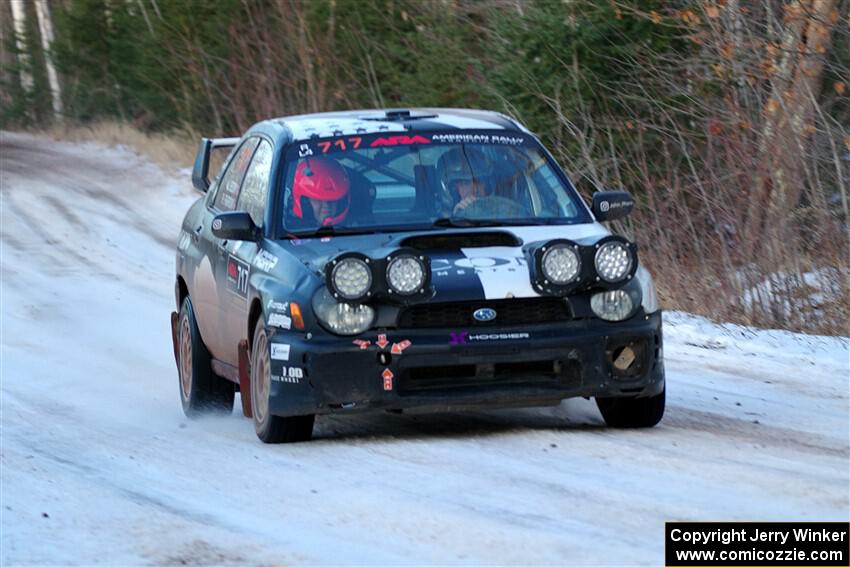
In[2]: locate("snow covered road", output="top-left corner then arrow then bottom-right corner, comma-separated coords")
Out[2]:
1,131 -> 848,565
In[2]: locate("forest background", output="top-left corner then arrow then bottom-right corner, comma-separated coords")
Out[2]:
2,0 -> 848,334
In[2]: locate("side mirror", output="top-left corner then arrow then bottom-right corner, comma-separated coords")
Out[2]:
192,136 -> 240,193
592,190 -> 634,221
212,212 -> 259,241
192,138 -> 213,193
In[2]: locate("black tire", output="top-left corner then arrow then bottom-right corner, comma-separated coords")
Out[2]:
250,316 -> 314,443
177,296 -> 235,417
596,385 -> 665,428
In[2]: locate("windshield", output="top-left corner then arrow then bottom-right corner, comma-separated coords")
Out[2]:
279,130 -> 590,235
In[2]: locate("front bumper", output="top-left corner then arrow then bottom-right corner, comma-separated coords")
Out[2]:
267,311 -> 664,417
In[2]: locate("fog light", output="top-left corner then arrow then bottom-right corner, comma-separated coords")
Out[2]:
591,289 -> 635,321
312,287 -> 375,335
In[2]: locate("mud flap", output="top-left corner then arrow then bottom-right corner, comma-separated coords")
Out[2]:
238,339 -> 252,418
170,311 -> 180,368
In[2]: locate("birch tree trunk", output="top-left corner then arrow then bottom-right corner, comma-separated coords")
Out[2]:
0,0 -> 23,112
34,0 -> 63,120
9,0 -> 32,92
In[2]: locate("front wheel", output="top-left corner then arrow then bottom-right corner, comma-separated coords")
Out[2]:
595,385 -> 665,428
250,317 -> 315,443
177,296 -> 235,417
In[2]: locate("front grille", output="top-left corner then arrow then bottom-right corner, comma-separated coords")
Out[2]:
397,297 -> 571,328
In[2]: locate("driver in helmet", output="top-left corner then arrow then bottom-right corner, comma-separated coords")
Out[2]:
436,148 -> 490,214
291,157 -> 351,227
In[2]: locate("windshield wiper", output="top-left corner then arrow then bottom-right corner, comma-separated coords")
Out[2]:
432,217 -> 552,228
289,225 -> 373,238
432,217 -> 479,228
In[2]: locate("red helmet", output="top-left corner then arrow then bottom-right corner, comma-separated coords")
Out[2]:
292,158 -> 351,226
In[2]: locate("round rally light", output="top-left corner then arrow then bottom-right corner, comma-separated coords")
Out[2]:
331,257 -> 372,300
386,255 -> 426,295
541,244 -> 581,285
595,241 -> 633,282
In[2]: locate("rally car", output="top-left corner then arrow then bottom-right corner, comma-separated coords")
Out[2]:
171,108 -> 665,443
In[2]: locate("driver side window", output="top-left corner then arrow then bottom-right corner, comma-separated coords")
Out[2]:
237,140 -> 273,227
214,138 -> 259,211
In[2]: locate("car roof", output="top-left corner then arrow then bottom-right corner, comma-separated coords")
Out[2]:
252,108 -> 531,143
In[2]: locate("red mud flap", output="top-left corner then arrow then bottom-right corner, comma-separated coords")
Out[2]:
238,339 -> 252,418
170,311 -> 180,368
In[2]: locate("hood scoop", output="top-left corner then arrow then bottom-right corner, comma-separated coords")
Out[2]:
401,231 -> 522,250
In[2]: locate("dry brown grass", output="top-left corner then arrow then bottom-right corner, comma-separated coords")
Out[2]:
40,121 -> 198,172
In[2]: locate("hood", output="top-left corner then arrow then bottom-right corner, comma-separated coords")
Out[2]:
280,223 -> 610,302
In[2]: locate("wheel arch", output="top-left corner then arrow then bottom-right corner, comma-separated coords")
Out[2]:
248,297 -> 263,350
176,275 -> 190,310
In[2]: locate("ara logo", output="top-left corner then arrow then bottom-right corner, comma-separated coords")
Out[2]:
369,135 -> 430,148
473,308 -> 497,322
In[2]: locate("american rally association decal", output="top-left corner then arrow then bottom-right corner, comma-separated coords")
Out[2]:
226,256 -> 250,298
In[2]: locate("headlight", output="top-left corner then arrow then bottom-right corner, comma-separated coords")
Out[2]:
330,257 -> 372,300
312,287 -> 375,335
594,240 -> 633,282
541,244 -> 581,284
635,265 -> 659,313
590,289 -> 639,321
386,255 -> 426,295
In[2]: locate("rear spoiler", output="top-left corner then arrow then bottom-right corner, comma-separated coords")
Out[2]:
192,136 -> 240,192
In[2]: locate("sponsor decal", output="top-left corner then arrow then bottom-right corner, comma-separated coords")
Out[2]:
432,256 -> 527,277
298,144 -> 313,158
272,366 -> 304,383
226,256 -> 250,297
268,313 -> 291,329
270,343 -> 290,360
390,340 -> 411,355
253,250 -> 278,271
376,334 -> 389,349
458,247 -> 541,300
449,332 -> 468,345
369,135 -> 430,148
352,339 -> 371,350
382,368 -> 394,391
212,218 -> 222,231
449,331 -> 529,345
431,133 -> 525,145
599,201 -> 610,213
267,300 -> 289,312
